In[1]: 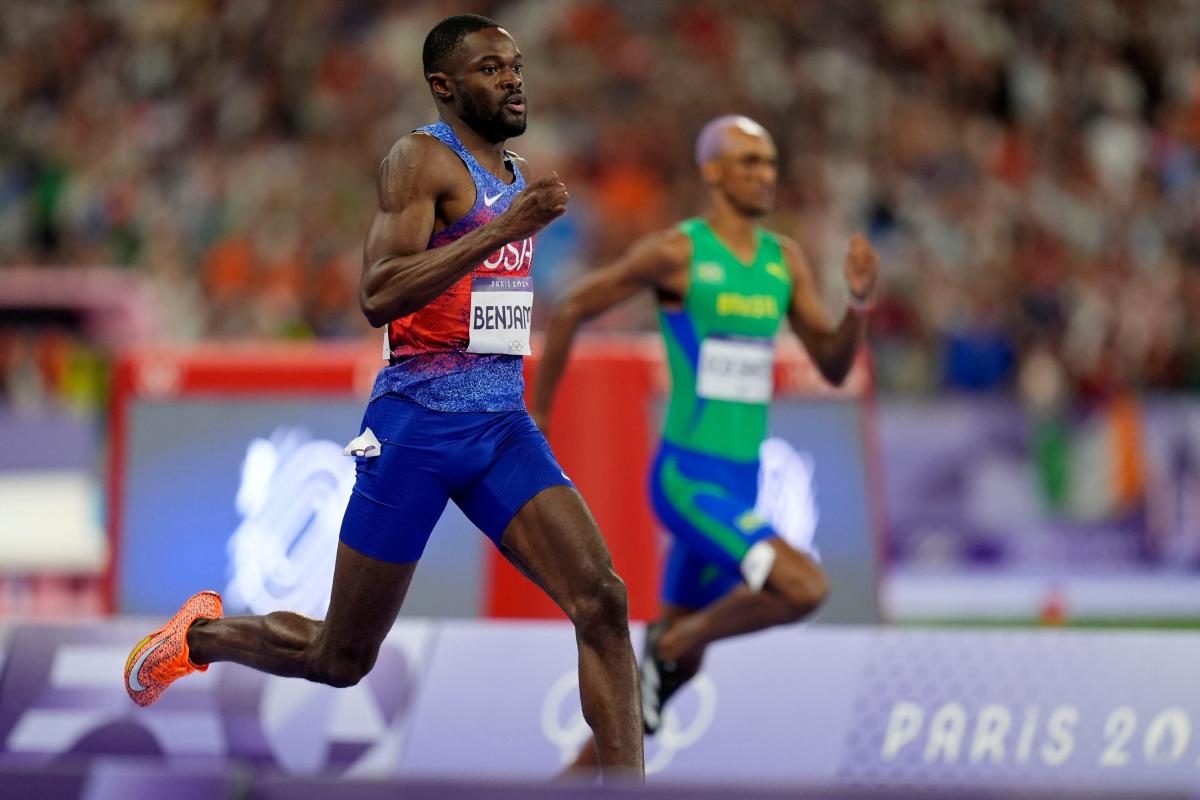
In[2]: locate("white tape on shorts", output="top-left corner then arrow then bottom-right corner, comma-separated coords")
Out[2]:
740,540 -> 776,591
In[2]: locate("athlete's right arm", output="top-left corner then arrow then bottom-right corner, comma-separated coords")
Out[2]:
531,230 -> 688,431
360,136 -> 568,326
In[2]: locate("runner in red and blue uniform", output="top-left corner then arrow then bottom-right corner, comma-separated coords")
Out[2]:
124,14 -> 644,780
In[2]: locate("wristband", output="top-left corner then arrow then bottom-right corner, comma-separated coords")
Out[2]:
847,289 -> 876,314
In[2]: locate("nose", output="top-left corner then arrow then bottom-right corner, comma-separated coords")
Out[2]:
502,68 -> 521,91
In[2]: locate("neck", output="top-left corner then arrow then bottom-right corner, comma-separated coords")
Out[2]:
442,114 -> 508,170
704,196 -> 757,246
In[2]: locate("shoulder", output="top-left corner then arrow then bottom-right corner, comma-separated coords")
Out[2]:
655,227 -> 693,267
377,132 -> 459,204
383,131 -> 458,167
626,226 -> 691,275
767,231 -> 815,280
763,229 -> 804,262
379,132 -> 461,183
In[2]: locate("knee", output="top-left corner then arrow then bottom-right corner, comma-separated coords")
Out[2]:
566,572 -> 630,637
777,565 -> 829,622
308,642 -> 378,688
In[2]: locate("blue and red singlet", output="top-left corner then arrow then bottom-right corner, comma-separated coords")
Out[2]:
369,121 -> 535,412
341,121 -> 573,564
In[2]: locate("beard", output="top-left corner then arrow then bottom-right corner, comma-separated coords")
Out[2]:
723,189 -> 772,218
460,92 -> 526,143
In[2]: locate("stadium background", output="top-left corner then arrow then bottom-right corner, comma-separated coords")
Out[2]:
2,0 -> 1200,797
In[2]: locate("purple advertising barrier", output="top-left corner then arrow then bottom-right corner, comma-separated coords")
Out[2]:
398,622 -> 869,783
248,775 -> 1199,800
0,758 -> 241,800
396,623 -> 1200,794
3,620 -> 1200,795
0,619 -> 435,774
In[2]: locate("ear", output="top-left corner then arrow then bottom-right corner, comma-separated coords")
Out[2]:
427,71 -> 453,103
700,160 -> 722,186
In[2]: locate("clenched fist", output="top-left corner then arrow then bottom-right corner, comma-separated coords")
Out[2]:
499,172 -> 568,241
843,232 -> 879,302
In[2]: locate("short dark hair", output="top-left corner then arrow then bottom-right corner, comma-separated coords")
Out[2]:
422,14 -> 501,76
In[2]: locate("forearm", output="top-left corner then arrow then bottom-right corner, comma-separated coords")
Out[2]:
807,310 -> 867,386
361,221 -> 516,325
532,304 -> 583,416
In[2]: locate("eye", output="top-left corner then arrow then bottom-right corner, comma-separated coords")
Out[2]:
513,64 -> 523,75
482,65 -> 498,75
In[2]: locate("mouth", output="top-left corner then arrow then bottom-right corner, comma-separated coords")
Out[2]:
503,95 -> 526,114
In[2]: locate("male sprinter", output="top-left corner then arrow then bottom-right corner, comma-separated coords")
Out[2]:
125,15 -> 644,779
532,116 -> 878,759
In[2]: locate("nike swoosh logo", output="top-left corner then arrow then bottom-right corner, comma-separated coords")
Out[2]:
483,191 -> 504,207
128,639 -> 165,693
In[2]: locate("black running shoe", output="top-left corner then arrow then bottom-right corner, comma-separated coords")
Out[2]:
640,620 -> 687,735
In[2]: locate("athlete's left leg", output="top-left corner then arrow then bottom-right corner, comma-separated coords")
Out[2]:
562,599 -> 696,779
452,411 -> 643,782
499,485 -> 644,782
656,538 -> 827,663
648,448 -> 828,663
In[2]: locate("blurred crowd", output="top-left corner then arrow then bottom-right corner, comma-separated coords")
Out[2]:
4,0 -> 1200,401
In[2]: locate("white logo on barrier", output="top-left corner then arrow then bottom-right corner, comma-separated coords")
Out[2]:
541,668 -> 718,774
226,428 -> 355,619
756,437 -> 820,557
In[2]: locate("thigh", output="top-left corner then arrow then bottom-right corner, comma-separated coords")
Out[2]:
453,410 -> 573,546
339,396 -> 452,563
650,449 -> 775,575
661,540 -> 741,610
496,485 -> 617,609
317,541 -> 418,660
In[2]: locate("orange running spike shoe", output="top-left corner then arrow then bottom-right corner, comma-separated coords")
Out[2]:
125,590 -> 223,707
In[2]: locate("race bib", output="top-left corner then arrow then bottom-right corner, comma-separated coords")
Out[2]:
466,275 -> 533,356
696,336 -> 774,403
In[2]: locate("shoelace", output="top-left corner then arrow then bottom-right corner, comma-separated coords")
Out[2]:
148,652 -> 192,684
146,632 -> 194,685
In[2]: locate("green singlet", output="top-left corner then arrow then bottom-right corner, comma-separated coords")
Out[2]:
658,218 -> 792,463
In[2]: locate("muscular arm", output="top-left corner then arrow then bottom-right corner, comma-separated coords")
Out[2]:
781,238 -> 868,387
532,231 -> 688,422
359,136 -> 522,326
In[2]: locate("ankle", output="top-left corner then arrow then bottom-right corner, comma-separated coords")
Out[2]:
655,620 -> 691,663
185,618 -> 213,666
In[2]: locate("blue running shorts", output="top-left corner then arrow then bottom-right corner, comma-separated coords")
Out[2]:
339,393 -> 573,563
650,441 -> 778,609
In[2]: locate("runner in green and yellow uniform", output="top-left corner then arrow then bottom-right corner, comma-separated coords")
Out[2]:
533,116 -> 878,758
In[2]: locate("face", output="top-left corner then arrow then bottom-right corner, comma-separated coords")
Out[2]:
431,27 -> 526,143
702,126 -> 778,217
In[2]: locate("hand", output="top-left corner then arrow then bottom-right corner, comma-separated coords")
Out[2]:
499,172 -> 568,240
843,233 -> 879,301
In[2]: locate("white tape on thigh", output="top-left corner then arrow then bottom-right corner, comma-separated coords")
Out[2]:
740,540 -> 776,591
